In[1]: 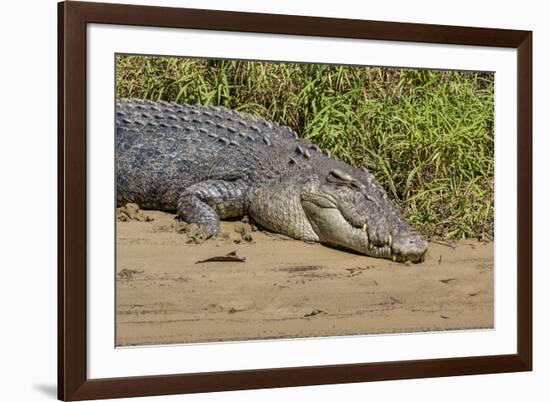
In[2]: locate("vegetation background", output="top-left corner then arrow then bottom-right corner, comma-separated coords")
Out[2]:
116,55 -> 494,240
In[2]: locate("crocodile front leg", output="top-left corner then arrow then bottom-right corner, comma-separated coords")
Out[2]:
177,179 -> 249,238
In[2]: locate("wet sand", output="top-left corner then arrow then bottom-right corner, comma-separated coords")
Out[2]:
116,209 -> 494,346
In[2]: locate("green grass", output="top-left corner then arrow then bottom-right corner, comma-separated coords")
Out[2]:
116,55 -> 494,240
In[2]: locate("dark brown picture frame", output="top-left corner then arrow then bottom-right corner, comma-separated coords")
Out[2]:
58,1 -> 532,400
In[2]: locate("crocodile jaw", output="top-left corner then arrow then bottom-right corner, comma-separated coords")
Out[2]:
301,199 -> 371,255
301,199 -> 427,262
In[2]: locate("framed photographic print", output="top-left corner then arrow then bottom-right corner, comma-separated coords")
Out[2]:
58,1 -> 532,400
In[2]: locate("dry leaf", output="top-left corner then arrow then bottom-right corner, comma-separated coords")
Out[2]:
196,250 -> 246,264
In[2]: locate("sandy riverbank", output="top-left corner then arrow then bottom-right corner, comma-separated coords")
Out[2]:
116,208 -> 493,346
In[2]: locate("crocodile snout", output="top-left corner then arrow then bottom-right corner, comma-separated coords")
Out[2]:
391,231 -> 428,263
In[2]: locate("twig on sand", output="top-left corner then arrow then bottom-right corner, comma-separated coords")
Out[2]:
117,268 -> 144,280
431,239 -> 457,249
304,309 -> 326,318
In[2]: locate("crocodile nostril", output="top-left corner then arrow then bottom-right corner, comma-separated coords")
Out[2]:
392,234 -> 428,259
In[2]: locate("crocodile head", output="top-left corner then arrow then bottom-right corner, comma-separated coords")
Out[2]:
300,169 -> 428,263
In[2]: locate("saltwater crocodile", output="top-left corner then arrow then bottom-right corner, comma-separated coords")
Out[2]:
116,99 -> 428,262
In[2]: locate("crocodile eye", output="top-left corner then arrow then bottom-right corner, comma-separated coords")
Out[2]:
347,181 -> 363,192
326,169 -> 363,192
330,180 -> 363,193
